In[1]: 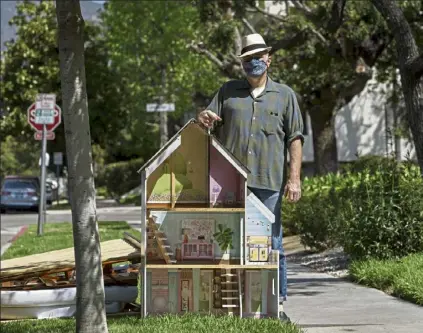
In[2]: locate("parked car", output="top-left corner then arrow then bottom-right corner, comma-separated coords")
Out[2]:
0,176 -> 40,212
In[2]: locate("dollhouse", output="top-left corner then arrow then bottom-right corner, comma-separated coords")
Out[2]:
138,119 -> 280,319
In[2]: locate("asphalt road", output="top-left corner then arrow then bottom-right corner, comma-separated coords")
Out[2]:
0,206 -> 141,253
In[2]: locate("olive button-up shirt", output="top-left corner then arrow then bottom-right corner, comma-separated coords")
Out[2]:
206,76 -> 305,191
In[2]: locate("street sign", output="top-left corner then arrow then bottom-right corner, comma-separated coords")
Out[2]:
54,152 -> 63,165
36,94 -> 56,110
146,103 -> 175,112
34,131 -> 55,140
34,109 -> 55,124
28,102 -> 61,132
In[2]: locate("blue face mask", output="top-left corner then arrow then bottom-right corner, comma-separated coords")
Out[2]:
242,58 -> 268,77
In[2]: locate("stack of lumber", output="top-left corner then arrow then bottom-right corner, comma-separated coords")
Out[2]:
0,238 -> 141,290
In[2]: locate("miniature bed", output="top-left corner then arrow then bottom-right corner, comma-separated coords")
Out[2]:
137,119 -> 280,319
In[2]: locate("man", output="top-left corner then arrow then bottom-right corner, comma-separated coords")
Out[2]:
197,33 -> 304,321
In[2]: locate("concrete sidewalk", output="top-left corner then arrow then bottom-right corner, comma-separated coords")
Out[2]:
1,226 -> 27,256
285,262 -> 423,333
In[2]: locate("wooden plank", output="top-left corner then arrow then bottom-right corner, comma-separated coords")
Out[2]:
150,208 -> 245,212
193,268 -> 200,312
140,170 -> 147,319
170,155 -> 176,208
123,232 -> 141,250
261,270 -> 268,315
146,264 -> 277,269
147,203 -> 230,209
0,239 -> 137,280
237,269 -> 243,318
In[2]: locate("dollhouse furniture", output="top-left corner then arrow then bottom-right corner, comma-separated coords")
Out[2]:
181,241 -> 214,260
138,119 -> 280,319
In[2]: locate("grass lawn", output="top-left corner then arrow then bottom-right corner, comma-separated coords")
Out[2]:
349,252 -> 423,305
1,221 -> 140,260
0,314 -> 303,333
48,202 -> 72,210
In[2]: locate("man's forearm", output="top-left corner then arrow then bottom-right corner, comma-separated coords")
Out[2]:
288,138 -> 302,180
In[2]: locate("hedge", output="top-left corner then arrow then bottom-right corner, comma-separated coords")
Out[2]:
96,158 -> 144,198
283,156 -> 423,260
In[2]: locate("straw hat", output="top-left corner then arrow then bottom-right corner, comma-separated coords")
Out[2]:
238,33 -> 272,58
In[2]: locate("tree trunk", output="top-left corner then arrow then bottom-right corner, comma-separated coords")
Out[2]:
307,87 -> 340,175
371,0 -> 423,175
309,104 -> 339,175
55,1 -> 109,332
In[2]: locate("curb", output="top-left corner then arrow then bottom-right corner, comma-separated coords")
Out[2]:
1,226 -> 28,257
9,226 -> 28,243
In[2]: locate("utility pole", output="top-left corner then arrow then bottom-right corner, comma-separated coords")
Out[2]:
159,66 -> 168,147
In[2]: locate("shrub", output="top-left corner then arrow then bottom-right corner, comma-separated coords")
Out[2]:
283,172 -> 355,251
341,155 -> 397,174
338,161 -> 423,260
96,158 -> 144,198
285,157 -> 423,259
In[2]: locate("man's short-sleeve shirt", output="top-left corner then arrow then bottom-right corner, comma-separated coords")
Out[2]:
206,76 -> 304,191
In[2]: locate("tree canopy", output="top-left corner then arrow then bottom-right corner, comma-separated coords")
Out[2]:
1,0 -> 421,178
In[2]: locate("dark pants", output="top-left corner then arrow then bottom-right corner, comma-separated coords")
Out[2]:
248,186 -> 287,302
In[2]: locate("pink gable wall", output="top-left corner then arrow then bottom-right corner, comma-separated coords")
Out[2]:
209,145 -> 243,205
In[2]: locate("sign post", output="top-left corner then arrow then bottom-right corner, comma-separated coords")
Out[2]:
28,94 -> 61,236
39,124 -> 48,235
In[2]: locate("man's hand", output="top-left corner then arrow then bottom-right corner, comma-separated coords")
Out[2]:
197,110 -> 221,128
284,178 -> 301,203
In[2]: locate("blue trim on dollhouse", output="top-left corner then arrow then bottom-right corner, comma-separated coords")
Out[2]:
246,190 -> 275,223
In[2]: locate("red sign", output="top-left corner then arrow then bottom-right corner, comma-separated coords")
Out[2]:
27,102 -> 61,132
34,131 -> 55,141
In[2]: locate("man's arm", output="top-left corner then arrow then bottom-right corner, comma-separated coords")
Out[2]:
289,138 -> 303,180
285,138 -> 303,202
197,85 -> 224,129
283,88 -> 305,203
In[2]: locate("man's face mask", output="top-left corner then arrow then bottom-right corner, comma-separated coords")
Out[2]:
242,55 -> 269,77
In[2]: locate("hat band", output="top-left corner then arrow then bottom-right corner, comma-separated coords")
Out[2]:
241,43 -> 268,55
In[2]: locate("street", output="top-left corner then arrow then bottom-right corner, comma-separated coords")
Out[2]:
0,206 -> 141,252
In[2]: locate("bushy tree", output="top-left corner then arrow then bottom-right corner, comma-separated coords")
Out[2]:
191,0 -> 421,174
101,0 -> 224,147
0,0 -> 134,174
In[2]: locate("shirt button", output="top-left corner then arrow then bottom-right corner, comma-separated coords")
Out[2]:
253,117 -> 256,120
249,151 -> 252,154
250,134 -> 253,137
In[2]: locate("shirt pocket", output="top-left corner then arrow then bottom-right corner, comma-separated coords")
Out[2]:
261,110 -> 280,135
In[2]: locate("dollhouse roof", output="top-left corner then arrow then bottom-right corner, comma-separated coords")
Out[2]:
138,118 -> 250,178
246,189 -> 275,223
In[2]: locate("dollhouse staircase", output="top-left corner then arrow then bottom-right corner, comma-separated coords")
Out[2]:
220,268 -> 242,315
147,218 -> 177,264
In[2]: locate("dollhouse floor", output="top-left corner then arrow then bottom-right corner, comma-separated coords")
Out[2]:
146,264 -> 278,269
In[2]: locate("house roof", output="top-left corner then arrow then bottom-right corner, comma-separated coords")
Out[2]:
138,118 -> 250,178
138,118 -> 196,175
246,189 -> 275,223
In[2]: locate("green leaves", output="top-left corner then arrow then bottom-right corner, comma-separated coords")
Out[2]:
287,156 -> 423,259
213,224 -> 234,251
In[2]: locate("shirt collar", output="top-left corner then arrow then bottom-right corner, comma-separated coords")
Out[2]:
236,75 -> 279,93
